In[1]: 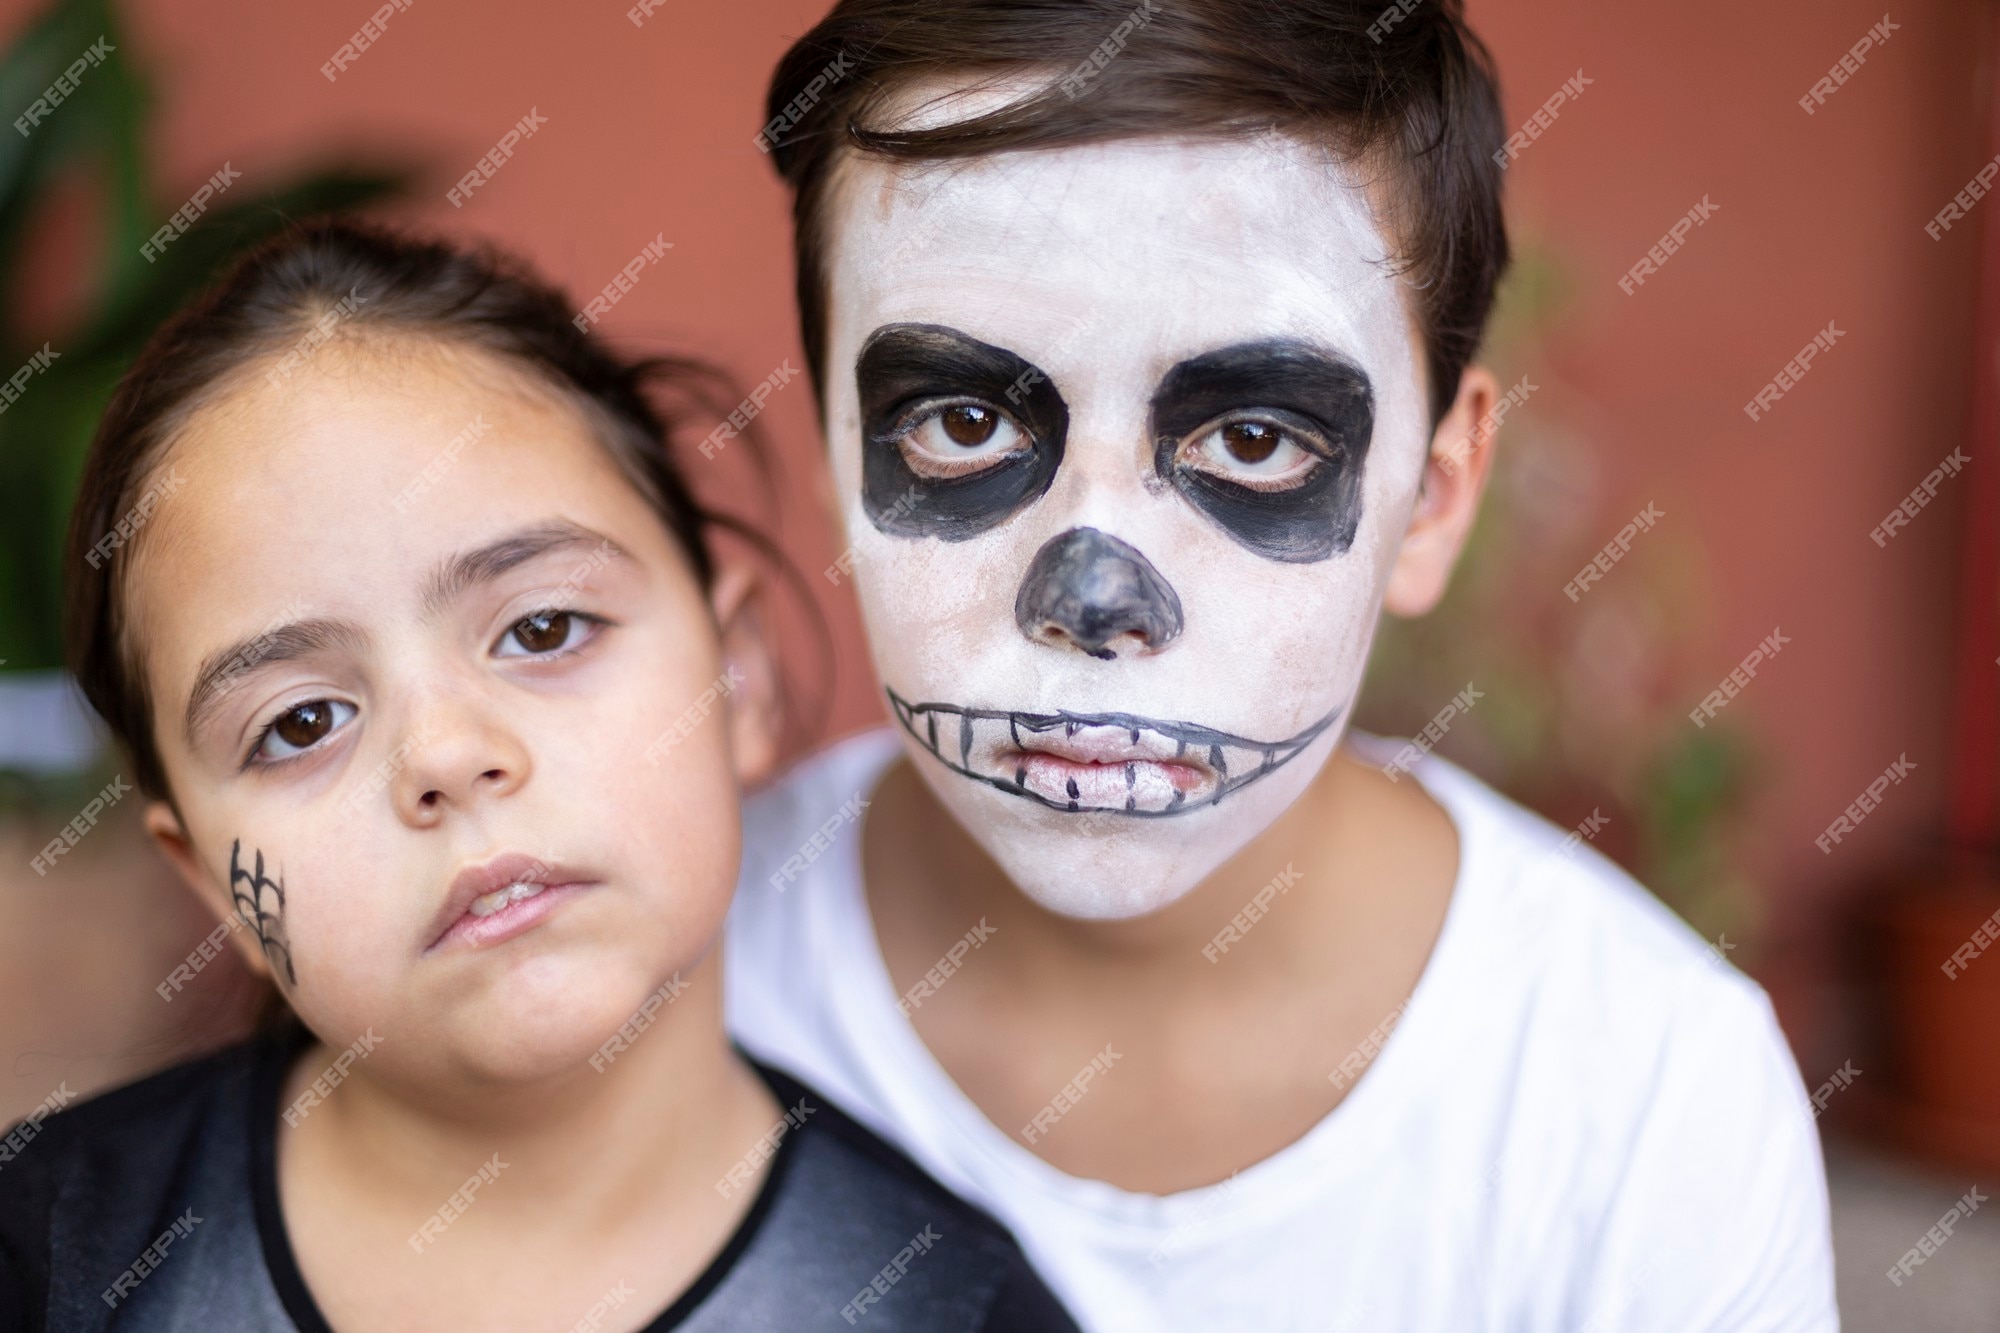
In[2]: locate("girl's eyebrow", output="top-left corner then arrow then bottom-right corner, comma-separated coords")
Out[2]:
184,617 -> 368,743
182,522 -> 631,744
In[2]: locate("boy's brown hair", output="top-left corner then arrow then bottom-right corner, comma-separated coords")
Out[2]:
764,0 -> 1510,428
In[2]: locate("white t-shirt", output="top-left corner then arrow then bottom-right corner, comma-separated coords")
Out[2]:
724,728 -> 1840,1332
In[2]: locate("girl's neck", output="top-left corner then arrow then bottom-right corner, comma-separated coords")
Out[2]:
279,949 -> 778,1222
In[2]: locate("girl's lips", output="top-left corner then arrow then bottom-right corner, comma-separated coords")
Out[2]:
428,880 -> 593,954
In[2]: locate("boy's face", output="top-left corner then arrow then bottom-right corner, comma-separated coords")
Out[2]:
130,341 -> 767,1086
822,133 -> 1445,918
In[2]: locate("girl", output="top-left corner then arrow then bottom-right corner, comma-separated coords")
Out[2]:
0,220 -> 1075,1332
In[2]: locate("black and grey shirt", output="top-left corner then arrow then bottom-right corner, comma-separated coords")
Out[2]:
0,1026 -> 1078,1331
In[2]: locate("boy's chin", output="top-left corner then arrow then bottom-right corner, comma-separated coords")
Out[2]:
925,757 -> 1327,922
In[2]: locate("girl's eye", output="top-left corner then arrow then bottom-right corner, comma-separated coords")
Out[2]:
495,609 -> 598,658
252,699 -> 355,763
1184,419 -> 1321,489
897,402 -> 1031,477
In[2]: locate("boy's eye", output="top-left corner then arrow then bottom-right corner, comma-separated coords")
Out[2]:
897,401 -> 1031,477
1182,418 -> 1320,490
254,699 -> 355,763
496,610 -> 597,657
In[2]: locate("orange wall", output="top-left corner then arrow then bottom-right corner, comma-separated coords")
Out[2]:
5,0 -> 1988,1060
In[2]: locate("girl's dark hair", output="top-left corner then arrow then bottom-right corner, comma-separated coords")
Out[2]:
765,0 -> 1511,427
65,217 -> 805,805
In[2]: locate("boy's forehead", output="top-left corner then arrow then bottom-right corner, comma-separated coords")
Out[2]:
824,134 -> 1421,381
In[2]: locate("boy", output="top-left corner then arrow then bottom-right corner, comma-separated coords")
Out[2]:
726,2 -> 1839,1328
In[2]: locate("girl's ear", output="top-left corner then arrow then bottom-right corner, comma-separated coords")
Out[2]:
142,800 -> 272,981
1383,363 -> 1501,618
708,562 -> 783,791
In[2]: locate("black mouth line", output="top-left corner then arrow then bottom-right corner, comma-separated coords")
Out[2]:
885,687 -> 1342,817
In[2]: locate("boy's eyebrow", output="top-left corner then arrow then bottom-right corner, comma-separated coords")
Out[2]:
182,522 -> 631,743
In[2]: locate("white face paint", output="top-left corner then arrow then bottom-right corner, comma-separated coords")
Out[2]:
823,130 -> 1432,919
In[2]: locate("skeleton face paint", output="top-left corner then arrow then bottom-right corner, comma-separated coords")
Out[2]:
823,130 -> 1432,918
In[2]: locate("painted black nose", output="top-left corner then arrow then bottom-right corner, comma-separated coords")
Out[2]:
1014,527 -> 1184,660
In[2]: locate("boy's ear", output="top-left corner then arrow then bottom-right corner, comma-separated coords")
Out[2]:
1382,363 -> 1501,618
142,800 -> 272,981
708,562 -> 784,790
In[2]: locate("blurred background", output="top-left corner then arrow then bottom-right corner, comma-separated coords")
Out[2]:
0,0 -> 1993,1323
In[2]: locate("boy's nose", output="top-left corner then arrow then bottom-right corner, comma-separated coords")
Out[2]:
387,706 -> 531,826
1014,526 -> 1183,660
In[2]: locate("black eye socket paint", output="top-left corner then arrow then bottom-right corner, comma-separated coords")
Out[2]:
855,323 -> 1068,541
1149,338 -> 1375,563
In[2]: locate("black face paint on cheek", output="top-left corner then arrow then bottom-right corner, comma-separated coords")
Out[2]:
854,323 -> 1068,541
1150,339 -> 1375,563
230,839 -> 296,988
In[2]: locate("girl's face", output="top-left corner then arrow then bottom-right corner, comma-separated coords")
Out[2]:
130,339 -> 773,1087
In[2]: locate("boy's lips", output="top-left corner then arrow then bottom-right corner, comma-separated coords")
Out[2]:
424,851 -> 599,954
885,688 -> 1341,816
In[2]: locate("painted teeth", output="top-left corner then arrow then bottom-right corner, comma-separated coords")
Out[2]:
468,881 -> 545,918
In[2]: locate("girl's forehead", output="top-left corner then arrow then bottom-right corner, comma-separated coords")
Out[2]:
122,345 -> 643,677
